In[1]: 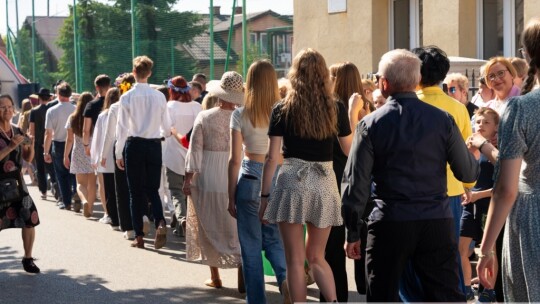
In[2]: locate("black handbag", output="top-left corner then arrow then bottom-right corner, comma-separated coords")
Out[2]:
0,169 -> 26,206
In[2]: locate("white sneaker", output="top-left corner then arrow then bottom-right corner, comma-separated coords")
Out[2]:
110,225 -> 121,231
99,215 -> 112,225
123,230 -> 135,240
142,215 -> 150,235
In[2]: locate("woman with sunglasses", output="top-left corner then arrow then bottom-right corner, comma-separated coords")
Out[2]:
444,73 -> 478,119
483,57 -> 521,114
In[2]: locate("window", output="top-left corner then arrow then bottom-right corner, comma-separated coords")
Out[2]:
250,33 -> 258,46
388,0 -> 423,50
478,0 -> 524,59
514,0 -> 524,54
328,0 -> 347,14
260,33 -> 268,54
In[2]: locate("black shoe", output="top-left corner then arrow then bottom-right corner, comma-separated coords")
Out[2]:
22,258 -> 40,273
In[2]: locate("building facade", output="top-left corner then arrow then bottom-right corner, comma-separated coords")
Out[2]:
293,0 -> 540,74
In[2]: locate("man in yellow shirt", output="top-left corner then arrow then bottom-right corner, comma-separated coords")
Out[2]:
399,46 -> 475,302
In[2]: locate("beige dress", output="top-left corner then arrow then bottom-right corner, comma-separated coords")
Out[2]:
185,107 -> 241,268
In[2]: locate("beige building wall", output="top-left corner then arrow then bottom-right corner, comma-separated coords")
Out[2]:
422,0 -> 476,57
293,0 -> 386,74
293,0 -> 538,72
524,0 -> 540,26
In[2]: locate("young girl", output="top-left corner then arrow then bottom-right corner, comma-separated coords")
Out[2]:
259,49 -> 352,302
64,92 -> 97,217
461,107 -> 499,301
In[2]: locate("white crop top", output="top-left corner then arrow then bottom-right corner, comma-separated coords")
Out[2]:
230,107 -> 269,154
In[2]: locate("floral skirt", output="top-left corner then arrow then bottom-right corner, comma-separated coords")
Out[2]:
0,194 -> 40,231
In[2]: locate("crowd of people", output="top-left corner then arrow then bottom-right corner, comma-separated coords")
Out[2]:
1,17 -> 540,303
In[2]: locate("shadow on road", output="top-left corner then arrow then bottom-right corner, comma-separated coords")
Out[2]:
0,245 -> 256,304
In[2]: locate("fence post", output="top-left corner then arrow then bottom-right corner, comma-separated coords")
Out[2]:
32,0 -> 36,82
209,0 -> 214,80
224,0 -> 237,73
242,0 -> 247,77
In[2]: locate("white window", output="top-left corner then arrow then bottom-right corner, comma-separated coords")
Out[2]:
477,0 -> 524,59
250,33 -> 258,46
328,0 -> 347,14
388,0 -> 423,50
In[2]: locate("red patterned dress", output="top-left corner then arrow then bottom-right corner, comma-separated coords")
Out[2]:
0,125 -> 40,231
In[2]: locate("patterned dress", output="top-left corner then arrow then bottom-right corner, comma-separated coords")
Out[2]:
185,107 -> 241,268
65,119 -> 93,174
497,89 -> 540,302
0,125 -> 40,231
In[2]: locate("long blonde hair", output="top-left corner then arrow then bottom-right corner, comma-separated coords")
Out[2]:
243,60 -> 280,128
282,48 -> 337,140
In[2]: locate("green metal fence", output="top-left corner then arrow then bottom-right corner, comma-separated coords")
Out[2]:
5,0 -> 284,93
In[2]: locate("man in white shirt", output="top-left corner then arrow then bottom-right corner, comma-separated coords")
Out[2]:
43,82 -> 77,210
115,56 -> 172,249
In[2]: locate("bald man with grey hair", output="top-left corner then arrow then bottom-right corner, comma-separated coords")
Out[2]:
341,49 -> 479,302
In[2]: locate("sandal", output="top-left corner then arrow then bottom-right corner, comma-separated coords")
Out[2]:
205,278 -> 222,288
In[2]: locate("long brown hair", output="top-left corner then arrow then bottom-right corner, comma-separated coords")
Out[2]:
521,18 -> 540,95
282,48 -> 337,140
102,88 -> 120,112
243,60 -> 280,128
333,62 -> 373,111
70,92 -> 93,137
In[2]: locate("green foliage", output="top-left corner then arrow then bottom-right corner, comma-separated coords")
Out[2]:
236,44 -> 270,75
13,28 -> 32,81
54,0 -> 205,92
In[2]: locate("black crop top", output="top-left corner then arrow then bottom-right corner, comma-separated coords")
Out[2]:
268,101 -> 351,161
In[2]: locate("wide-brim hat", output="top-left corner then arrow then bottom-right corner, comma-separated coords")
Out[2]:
207,71 -> 244,106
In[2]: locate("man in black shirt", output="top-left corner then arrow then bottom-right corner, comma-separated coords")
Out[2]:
341,49 -> 479,302
82,74 -> 111,156
29,88 -> 58,199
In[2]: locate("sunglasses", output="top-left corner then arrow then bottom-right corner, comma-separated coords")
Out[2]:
374,74 -> 381,84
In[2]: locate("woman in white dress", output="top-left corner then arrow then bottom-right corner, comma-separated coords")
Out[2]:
183,72 -> 243,289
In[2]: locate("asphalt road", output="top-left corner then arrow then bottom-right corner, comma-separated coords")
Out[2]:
1,178 -> 365,303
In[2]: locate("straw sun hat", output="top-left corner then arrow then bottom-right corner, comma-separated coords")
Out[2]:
207,71 -> 245,106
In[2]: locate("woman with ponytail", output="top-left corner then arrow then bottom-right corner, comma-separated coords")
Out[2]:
477,18 -> 540,302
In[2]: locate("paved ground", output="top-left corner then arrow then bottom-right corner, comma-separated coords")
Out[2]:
1,178 -> 365,303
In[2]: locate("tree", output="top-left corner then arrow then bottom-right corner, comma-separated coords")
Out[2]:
12,27 -> 55,87
55,0 -> 205,91
236,44 -> 270,75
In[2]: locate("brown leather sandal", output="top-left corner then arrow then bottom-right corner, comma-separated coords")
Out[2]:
204,278 -> 222,288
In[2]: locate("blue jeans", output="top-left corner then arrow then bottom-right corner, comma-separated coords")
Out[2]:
124,138 -> 165,237
235,159 -> 286,304
52,141 -> 76,207
399,195 -> 466,301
